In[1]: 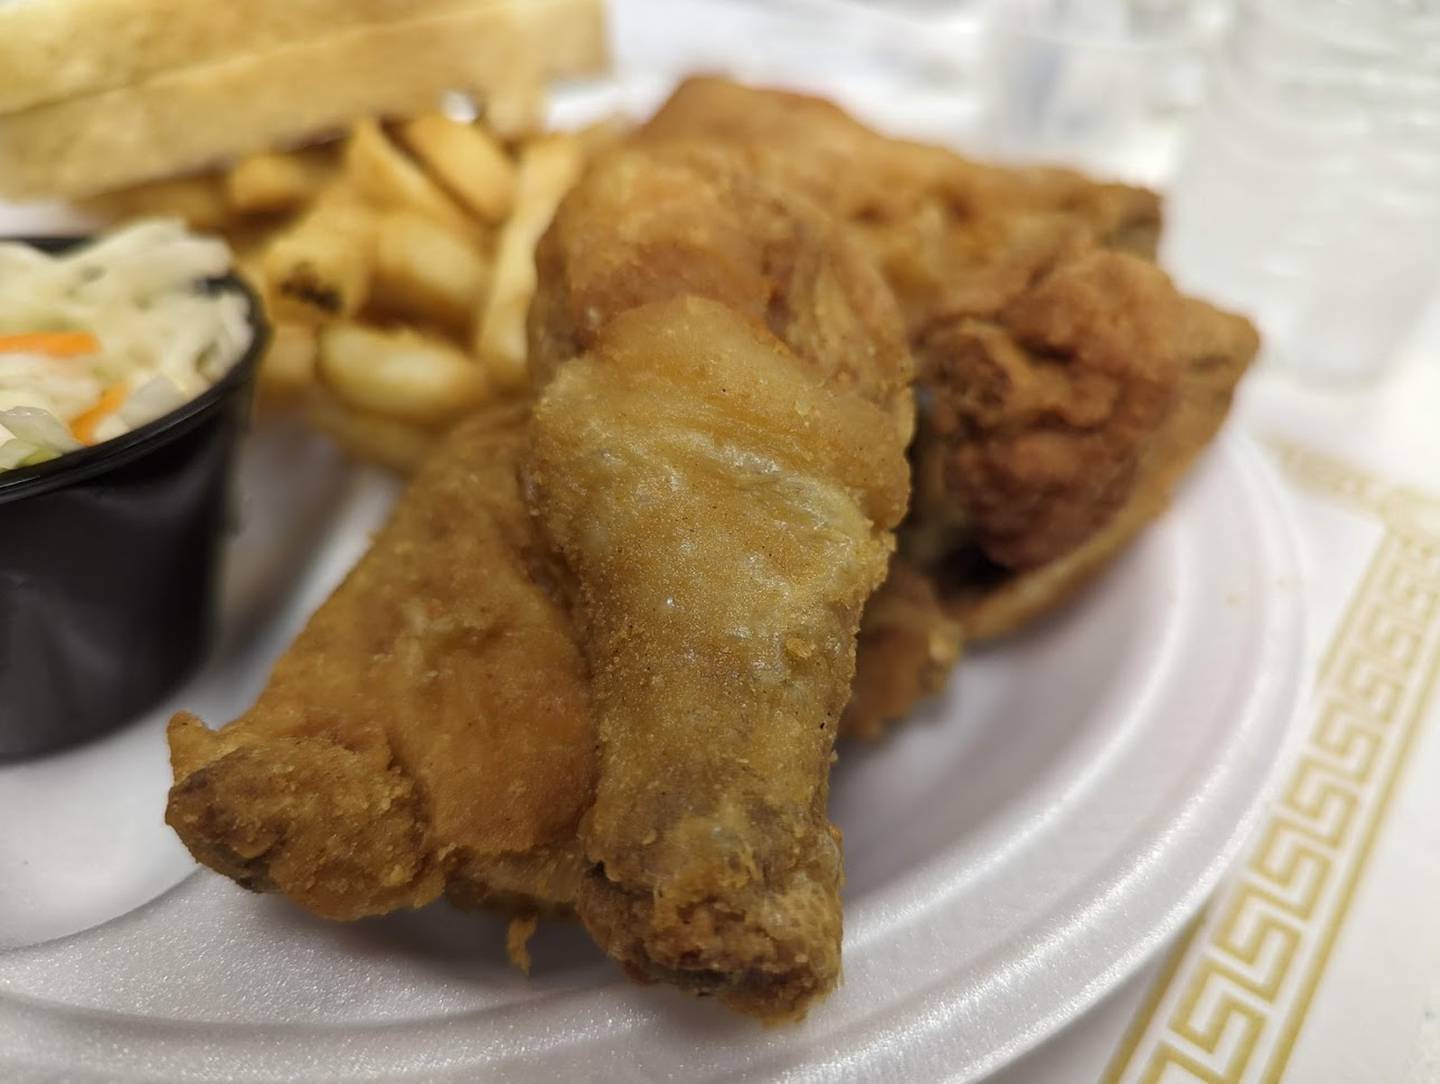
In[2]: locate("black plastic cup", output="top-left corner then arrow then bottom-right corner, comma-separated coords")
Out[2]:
0,237 -> 268,759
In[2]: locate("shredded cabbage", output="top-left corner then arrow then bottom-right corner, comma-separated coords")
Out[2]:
0,405 -> 82,452
0,219 -> 249,473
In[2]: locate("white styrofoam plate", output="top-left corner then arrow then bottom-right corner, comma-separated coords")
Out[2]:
0,422 -> 1305,1082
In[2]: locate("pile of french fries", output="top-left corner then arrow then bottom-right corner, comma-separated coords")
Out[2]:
86,101 -> 606,472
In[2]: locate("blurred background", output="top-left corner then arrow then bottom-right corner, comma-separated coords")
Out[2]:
577,0 -> 1440,387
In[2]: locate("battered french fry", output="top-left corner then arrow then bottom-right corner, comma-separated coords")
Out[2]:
262,191 -> 377,319
74,91 -> 587,470
319,321 -> 489,424
78,174 -> 232,231
256,321 -> 319,402
373,210 -> 490,333
226,148 -> 336,215
343,119 -> 472,235
306,387 -> 437,475
397,114 -> 516,224
473,133 -> 583,390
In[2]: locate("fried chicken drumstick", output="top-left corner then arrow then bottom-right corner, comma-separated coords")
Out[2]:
526,142 -> 912,1018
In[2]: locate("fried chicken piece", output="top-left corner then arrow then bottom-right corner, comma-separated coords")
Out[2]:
927,274 -> 1255,642
168,131 -> 915,1006
639,78 -> 1255,737
526,144 -> 912,1019
845,252 -> 1254,724
916,251 -> 1185,572
638,76 -> 1162,334
531,298 -> 907,1019
166,403 -> 594,922
841,557 -> 962,742
163,82 -> 1252,1003
528,139 -> 914,440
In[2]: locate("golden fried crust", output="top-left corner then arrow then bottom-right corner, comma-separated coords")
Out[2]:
166,403 -> 596,920
166,717 -> 441,919
919,251 -> 1185,571
528,140 -> 914,443
527,128 -> 913,1018
637,78 -> 1259,743
531,296 -> 907,1021
639,76 -> 1162,334
935,292 -> 1260,641
840,558 -> 962,742
838,257 -> 1256,726
635,76 -> 1204,741
164,79 -> 1256,984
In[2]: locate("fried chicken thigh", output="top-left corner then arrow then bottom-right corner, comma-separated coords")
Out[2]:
167,404 -> 594,921
638,75 -> 1163,334
905,252 -> 1259,640
639,77 -> 1258,736
525,144 -> 912,1018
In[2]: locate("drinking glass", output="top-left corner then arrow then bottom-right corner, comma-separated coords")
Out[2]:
1163,0 -> 1440,383
980,0 -> 1232,184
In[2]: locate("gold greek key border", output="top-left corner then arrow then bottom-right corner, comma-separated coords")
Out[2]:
1102,440 -> 1440,1084
1267,438 -> 1440,537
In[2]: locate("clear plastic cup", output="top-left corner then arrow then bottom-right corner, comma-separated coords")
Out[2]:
1163,0 -> 1440,383
979,0 -> 1231,184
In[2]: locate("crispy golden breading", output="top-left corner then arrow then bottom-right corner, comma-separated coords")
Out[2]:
531,298 -> 907,1019
914,251 -> 1185,572
870,253 -> 1253,707
526,143 -> 912,1019
528,140 -> 914,441
167,403 -> 594,921
167,118 -> 915,1012
638,76 -> 1161,334
639,77 -> 1255,736
839,556 -> 962,741
937,289 -> 1259,641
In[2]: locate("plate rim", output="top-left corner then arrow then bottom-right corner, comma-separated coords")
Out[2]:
0,432 -> 1310,1083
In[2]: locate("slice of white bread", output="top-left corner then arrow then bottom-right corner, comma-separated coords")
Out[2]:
0,0 -> 503,115
0,0 -> 606,199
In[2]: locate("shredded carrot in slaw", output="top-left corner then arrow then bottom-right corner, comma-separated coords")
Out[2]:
0,221 -> 250,473
0,331 -> 101,358
69,383 -> 128,445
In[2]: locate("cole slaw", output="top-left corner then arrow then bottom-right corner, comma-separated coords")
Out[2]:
0,219 -> 252,471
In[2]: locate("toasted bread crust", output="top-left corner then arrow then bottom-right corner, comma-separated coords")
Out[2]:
0,0 -> 606,198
